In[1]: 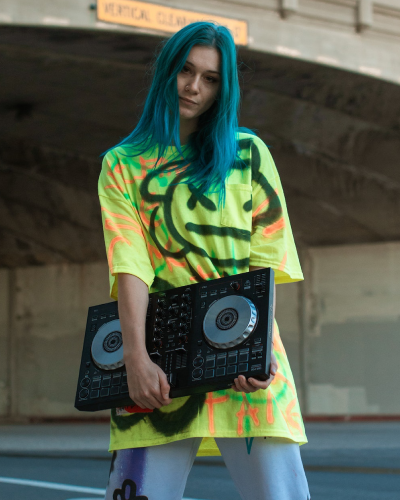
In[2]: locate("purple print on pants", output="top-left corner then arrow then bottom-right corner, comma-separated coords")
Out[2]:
106,447 -> 148,500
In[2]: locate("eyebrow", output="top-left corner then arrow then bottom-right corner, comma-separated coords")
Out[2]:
185,60 -> 220,75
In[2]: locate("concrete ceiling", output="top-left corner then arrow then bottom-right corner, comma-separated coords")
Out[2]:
1,26 -> 399,267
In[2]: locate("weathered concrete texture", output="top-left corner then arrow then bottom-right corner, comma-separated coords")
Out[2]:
0,269 -> 10,415
1,26 -> 399,267
1,262 -> 111,419
239,55 -> 400,246
0,142 -> 104,266
275,280 -> 303,403
306,242 -> 400,415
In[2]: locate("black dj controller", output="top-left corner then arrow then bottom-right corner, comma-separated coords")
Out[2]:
75,268 -> 274,411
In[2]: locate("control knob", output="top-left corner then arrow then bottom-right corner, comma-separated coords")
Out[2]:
155,317 -> 165,327
182,293 -> 191,304
178,333 -> 188,344
153,338 -> 163,349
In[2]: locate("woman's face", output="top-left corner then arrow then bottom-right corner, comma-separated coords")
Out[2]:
177,45 -> 221,124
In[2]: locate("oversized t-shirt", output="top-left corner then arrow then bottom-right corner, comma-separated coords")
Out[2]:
98,132 -> 307,456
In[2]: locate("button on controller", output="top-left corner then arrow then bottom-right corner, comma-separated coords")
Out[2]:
230,281 -> 240,291
192,368 -> 203,379
193,356 -> 204,368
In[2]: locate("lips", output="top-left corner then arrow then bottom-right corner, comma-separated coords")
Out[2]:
180,97 -> 197,105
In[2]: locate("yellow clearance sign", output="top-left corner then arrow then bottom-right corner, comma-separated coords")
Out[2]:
97,0 -> 248,45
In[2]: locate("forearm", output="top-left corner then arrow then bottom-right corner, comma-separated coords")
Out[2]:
117,273 -> 150,360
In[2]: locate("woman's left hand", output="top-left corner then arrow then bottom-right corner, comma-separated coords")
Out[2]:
231,352 -> 278,393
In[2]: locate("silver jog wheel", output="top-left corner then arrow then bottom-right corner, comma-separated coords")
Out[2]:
203,295 -> 258,349
91,319 -> 125,370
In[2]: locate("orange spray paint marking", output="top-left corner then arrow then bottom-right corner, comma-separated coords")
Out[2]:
284,399 -> 302,434
205,392 -> 229,434
262,217 -> 285,238
194,264 -> 220,281
236,394 -> 260,436
163,238 -> 186,272
101,206 -> 141,224
140,198 -> 162,228
252,188 -> 279,219
106,170 -> 118,180
133,159 -> 148,180
278,251 -> 287,271
252,198 -> 269,218
104,219 -> 144,237
113,163 -> 125,175
102,206 -> 147,271
107,235 -> 130,274
267,390 -> 274,424
135,155 -> 170,181
104,184 -> 124,192
274,372 -> 296,395
147,241 -> 162,269
167,258 -> 186,272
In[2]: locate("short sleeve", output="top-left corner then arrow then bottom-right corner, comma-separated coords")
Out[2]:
98,149 -> 155,300
249,137 -> 303,284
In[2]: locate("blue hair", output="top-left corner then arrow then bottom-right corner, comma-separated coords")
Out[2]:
103,21 -> 255,206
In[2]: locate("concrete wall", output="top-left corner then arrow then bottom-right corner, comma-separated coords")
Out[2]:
0,240 -> 399,420
306,242 -> 400,415
275,279 -> 303,403
0,269 -> 10,415
0,262 -> 110,420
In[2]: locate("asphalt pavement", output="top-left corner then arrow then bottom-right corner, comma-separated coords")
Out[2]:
0,421 -> 399,499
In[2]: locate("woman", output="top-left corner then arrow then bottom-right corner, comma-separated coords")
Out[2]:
99,21 -> 310,500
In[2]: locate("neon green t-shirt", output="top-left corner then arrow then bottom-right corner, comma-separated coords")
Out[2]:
98,132 -> 307,456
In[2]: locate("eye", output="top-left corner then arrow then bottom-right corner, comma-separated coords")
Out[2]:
205,76 -> 218,83
181,65 -> 190,73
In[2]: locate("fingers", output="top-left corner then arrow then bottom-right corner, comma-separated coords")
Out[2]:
130,372 -> 172,410
230,369 -> 277,394
130,391 -> 162,410
270,352 -> 278,376
232,375 -> 260,393
158,372 -> 172,405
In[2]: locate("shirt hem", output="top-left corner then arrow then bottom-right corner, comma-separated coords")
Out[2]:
248,260 -> 304,283
109,430 -> 308,454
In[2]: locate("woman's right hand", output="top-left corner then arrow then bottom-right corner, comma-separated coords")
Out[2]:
125,352 -> 172,410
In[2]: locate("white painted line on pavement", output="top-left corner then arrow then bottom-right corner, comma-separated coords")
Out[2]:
0,476 -> 204,500
0,476 -> 105,495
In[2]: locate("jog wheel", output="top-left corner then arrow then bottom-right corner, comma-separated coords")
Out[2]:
91,319 -> 124,370
203,295 -> 258,349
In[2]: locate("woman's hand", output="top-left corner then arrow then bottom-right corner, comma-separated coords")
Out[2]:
125,352 -> 172,410
231,352 -> 278,393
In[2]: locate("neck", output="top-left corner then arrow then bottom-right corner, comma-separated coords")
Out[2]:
179,117 -> 198,145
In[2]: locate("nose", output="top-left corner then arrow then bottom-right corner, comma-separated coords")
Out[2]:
186,76 -> 200,94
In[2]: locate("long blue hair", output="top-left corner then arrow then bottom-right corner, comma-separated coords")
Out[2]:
103,21 -> 254,205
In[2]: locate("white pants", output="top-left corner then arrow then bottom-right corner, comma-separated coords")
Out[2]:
105,437 -> 310,500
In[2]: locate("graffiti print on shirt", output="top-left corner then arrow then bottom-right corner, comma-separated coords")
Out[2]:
99,133 -> 306,454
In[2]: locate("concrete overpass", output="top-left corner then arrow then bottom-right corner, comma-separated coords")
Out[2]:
0,0 -> 399,421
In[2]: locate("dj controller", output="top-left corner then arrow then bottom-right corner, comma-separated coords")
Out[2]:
75,268 -> 274,411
